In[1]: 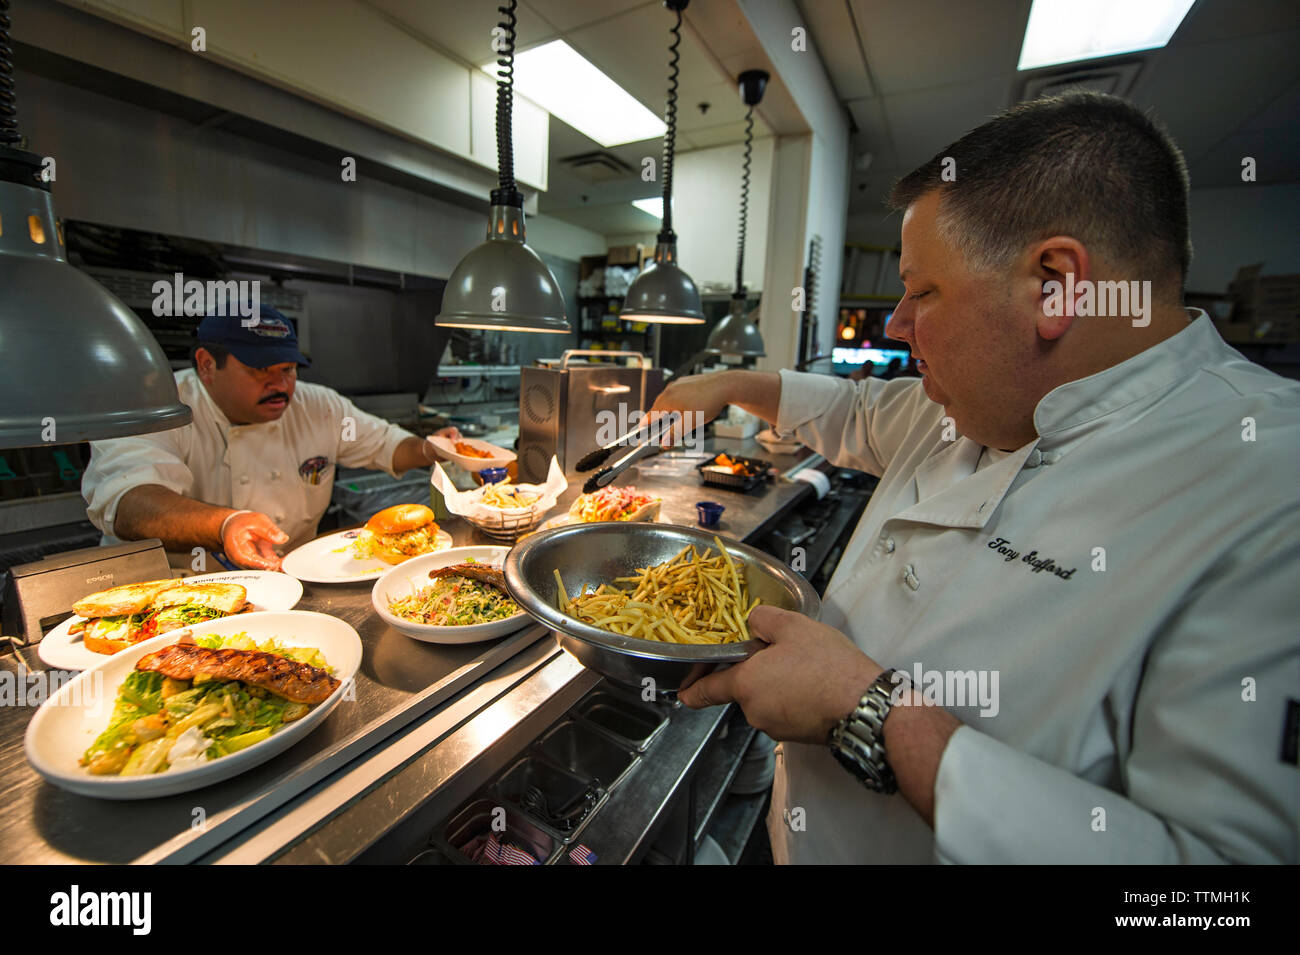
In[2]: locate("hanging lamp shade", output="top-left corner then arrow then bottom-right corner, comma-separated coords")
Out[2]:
619,236 -> 705,324
436,0 -> 569,334
436,203 -> 570,333
706,294 -> 765,357
619,0 -> 704,326
0,150 -> 190,447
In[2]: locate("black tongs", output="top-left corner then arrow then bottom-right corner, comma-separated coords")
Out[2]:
577,411 -> 680,494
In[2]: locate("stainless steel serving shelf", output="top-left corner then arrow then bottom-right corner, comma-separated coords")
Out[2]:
0,435 -> 840,865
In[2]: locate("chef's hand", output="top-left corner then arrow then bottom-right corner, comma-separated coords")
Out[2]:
421,426 -> 463,464
649,370 -> 780,445
681,605 -> 963,827
651,373 -> 735,426
678,605 -> 883,744
221,511 -> 289,571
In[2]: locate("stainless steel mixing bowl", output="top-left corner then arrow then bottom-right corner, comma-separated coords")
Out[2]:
503,522 -> 821,692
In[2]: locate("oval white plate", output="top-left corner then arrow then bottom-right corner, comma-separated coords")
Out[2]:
372,546 -> 530,644
25,611 -> 362,800
281,526 -> 453,583
37,570 -> 305,671
429,434 -> 515,472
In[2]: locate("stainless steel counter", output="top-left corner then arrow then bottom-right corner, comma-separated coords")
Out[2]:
0,436 -> 823,864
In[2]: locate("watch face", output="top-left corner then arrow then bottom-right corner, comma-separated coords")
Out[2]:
833,745 -> 883,790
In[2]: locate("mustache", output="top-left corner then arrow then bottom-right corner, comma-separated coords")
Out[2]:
259,392 -> 291,404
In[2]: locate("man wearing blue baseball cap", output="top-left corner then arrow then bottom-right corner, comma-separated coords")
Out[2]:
82,305 -> 459,570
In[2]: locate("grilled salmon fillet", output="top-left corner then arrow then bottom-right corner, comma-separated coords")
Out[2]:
428,563 -> 507,591
135,644 -> 340,704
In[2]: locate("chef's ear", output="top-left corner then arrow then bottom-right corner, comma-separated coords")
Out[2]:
1031,235 -> 1091,342
194,346 -> 217,382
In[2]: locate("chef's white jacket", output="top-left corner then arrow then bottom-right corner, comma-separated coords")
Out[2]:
82,369 -> 413,558
768,311 -> 1299,864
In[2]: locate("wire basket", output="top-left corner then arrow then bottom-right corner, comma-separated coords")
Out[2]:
464,507 -> 545,542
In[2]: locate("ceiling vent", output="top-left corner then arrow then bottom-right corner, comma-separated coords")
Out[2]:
1019,59 -> 1144,102
560,151 -> 636,183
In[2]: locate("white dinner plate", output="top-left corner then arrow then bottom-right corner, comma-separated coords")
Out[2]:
25,611 -> 362,800
429,434 -> 516,472
371,546 -> 530,644
37,570 -> 305,671
280,527 -> 454,584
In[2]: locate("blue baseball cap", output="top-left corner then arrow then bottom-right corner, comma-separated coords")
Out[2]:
196,305 -> 311,368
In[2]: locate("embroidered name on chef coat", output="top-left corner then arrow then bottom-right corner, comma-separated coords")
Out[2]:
986,536 -> 1077,580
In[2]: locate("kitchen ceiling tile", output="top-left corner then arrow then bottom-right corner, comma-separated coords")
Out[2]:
525,0 -> 648,33
882,75 -> 1013,171
797,0 -> 873,100
1173,0 -> 1300,44
1130,29 -> 1300,162
1189,127 -> 1300,188
847,0 -> 1023,95
367,0 -> 556,66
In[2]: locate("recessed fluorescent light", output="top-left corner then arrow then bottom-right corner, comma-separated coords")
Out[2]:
632,198 -> 663,219
1017,0 -> 1195,71
482,40 -> 665,147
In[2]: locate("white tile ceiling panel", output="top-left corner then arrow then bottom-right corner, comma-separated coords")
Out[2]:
366,0 -> 557,66
796,0 -> 873,100
847,0 -> 1023,95
686,121 -> 768,149
1172,0 -> 1300,44
882,75 -> 1012,170
191,0 -> 471,154
1242,80 -> 1300,132
1130,29 -> 1300,162
565,4 -> 729,117
683,79 -> 764,133
525,0 -> 648,33
1189,127 -> 1300,188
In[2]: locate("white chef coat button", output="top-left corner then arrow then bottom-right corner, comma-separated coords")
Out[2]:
902,564 -> 919,590
238,475 -> 250,485
270,470 -> 281,480
884,537 -> 896,554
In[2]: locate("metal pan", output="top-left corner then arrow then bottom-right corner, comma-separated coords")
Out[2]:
503,523 -> 820,692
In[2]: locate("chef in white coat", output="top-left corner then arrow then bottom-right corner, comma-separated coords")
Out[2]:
82,307 -> 458,570
652,92 -> 1299,864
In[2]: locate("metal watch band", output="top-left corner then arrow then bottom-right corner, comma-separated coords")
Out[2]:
828,668 -> 900,794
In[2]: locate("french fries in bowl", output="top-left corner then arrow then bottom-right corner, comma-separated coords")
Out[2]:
504,523 -> 820,692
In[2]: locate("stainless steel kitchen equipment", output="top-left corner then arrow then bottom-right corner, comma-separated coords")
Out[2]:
503,522 -> 820,691
1,539 -> 171,648
517,350 -> 664,482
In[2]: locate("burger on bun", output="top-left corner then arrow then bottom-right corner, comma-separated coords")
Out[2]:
354,504 -> 443,564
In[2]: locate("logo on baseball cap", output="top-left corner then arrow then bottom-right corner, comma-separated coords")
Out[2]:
196,305 -> 311,368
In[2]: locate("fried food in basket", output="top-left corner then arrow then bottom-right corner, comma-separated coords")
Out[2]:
481,481 -> 541,509
455,441 -> 495,459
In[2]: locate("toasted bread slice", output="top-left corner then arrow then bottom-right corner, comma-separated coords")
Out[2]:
79,616 -> 138,655
152,582 -> 248,614
72,579 -> 174,619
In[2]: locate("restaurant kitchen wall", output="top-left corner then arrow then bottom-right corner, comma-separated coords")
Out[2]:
844,181 -> 1300,298
16,66 -> 602,282
13,64 -> 592,395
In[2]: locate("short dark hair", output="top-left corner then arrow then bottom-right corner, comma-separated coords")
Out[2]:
191,342 -> 230,370
888,91 -> 1191,293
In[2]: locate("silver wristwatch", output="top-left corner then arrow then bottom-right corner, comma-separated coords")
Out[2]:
828,668 -> 900,793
